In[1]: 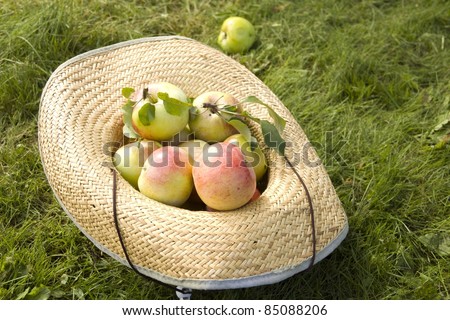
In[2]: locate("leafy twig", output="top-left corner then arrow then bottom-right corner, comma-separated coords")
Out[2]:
120,87 -> 288,155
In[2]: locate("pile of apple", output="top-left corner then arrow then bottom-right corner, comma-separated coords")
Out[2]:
113,82 -> 277,211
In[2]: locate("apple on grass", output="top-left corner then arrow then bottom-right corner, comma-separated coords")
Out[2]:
131,82 -> 190,141
113,140 -> 161,189
218,17 -> 256,54
189,91 -> 242,143
224,134 -> 267,181
193,142 -> 256,211
138,146 -> 193,207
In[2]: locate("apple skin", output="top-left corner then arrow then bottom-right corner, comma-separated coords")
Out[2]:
131,82 -> 189,141
206,187 -> 260,212
193,142 -> 256,211
147,82 -> 187,102
179,139 -> 210,204
250,188 -> 261,202
218,17 -> 256,54
165,126 -> 193,146
138,146 -> 193,207
113,140 -> 161,189
178,139 -> 209,165
224,134 -> 267,181
189,91 -> 241,143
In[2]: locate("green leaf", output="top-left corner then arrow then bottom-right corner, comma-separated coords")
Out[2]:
123,124 -> 139,139
51,290 -> 66,299
260,120 -> 286,155
418,232 -> 450,256
15,287 -> 30,300
242,96 -> 286,132
241,110 -> 260,123
121,87 -> 135,99
227,118 -> 252,143
24,285 -> 51,300
157,92 -> 192,116
138,102 -> 155,126
73,287 -> 85,300
432,116 -> 450,132
223,105 -> 239,113
121,100 -> 140,138
421,112 -> 450,148
60,273 -> 69,285
121,100 -> 134,121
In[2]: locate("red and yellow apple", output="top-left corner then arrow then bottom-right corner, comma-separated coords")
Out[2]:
138,146 -> 193,207
179,139 -> 210,204
206,187 -> 261,212
193,142 -> 256,211
250,188 -> 261,202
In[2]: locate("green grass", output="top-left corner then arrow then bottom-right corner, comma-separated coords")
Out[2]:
1,0 -> 449,299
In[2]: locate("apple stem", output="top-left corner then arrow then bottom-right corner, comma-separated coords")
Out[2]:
142,88 -> 149,100
202,102 -> 220,114
219,109 -> 241,116
220,108 -> 260,124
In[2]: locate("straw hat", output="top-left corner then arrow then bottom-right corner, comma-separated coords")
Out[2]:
38,36 -> 348,290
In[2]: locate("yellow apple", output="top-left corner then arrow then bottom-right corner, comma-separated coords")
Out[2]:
131,82 -> 189,141
189,91 -> 242,143
113,140 -> 161,189
138,146 -> 193,207
224,134 -> 267,181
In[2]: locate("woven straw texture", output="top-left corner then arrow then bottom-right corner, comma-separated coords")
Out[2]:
38,36 -> 348,290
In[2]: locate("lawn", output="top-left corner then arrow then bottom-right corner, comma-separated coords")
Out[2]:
1,0 -> 449,300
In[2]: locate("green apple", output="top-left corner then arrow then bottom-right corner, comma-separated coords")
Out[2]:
131,82 -> 190,141
224,134 -> 267,181
218,17 -> 256,54
189,91 -> 242,143
113,140 -> 161,189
